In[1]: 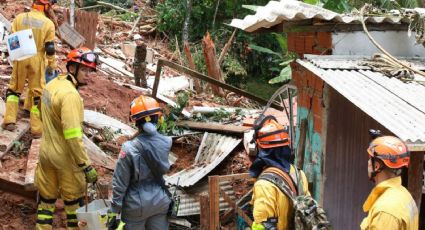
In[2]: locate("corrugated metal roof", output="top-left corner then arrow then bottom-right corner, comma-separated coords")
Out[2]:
297,56 -> 425,150
230,0 -> 407,32
304,55 -> 425,70
166,133 -> 241,187
173,181 -> 236,216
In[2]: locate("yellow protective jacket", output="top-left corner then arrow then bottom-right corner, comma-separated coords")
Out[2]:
360,176 -> 418,230
251,165 -> 310,230
12,9 -> 56,68
40,74 -> 90,169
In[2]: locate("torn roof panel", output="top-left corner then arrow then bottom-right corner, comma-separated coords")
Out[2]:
230,0 -> 408,32
297,56 -> 425,149
166,133 -> 241,187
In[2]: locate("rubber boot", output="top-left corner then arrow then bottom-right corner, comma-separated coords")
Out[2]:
35,199 -> 56,230
1,94 -> 19,131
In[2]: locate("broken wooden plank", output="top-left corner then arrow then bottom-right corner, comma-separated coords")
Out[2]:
59,23 -> 85,48
0,119 -> 30,158
24,139 -> 40,191
0,172 -> 36,199
176,121 -> 251,136
192,106 -> 260,115
220,187 -> 253,226
199,193 -> 210,229
84,110 -> 137,139
99,56 -> 134,78
83,135 -> 116,170
156,94 -> 191,118
202,32 -> 224,96
209,176 -> 220,230
183,42 -> 201,93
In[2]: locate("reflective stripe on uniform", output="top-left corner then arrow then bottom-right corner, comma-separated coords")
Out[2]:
63,127 -> 83,139
7,95 -> 19,103
31,106 -> 40,115
252,222 -> 266,230
117,221 -> 126,230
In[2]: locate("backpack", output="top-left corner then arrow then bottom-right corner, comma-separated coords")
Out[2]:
258,167 -> 332,230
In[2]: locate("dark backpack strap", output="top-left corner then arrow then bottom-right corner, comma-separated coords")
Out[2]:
258,172 -> 297,200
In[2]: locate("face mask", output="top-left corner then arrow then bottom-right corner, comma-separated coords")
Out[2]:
142,122 -> 157,134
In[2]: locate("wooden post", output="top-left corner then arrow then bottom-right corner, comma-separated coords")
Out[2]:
199,193 -> 210,230
183,42 -> 201,93
209,175 -> 220,230
202,32 -> 224,96
296,119 -> 308,169
408,151 -> 424,208
134,43 -> 147,87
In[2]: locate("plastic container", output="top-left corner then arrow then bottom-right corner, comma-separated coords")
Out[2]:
6,29 -> 37,61
76,199 -> 110,230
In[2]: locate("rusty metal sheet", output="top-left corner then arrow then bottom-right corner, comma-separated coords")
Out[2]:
323,86 -> 390,229
166,133 -> 241,187
230,1 -> 408,32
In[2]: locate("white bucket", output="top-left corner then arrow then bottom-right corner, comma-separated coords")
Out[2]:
6,29 -> 37,61
76,199 -> 111,230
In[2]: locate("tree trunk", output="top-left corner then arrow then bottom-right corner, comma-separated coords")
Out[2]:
182,0 -> 192,44
202,32 -> 224,96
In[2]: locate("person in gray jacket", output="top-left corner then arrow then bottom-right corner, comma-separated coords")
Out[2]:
107,95 -> 172,230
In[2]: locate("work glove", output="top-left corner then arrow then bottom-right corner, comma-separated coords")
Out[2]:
107,211 -> 119,230
83,165 -> 98,183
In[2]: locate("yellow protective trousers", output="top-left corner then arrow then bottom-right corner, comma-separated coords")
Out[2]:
3,54 -> 45,135
35,149 -> 86,230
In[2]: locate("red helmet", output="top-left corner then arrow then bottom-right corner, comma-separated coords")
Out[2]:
66,47 -> 98,70
255,118 -> 290,149
130,95 -> 162,122
367,136 -> 410,169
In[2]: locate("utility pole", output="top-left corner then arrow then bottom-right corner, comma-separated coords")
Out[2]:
70,0 -> 75,28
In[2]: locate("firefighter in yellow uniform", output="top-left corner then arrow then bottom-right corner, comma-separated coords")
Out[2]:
1,0 -> 56,137
249,116 -> 309,230
34,47 -> 98,230
361,133 -> 418,230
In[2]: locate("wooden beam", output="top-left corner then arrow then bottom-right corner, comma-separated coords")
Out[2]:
0,173 -> 36,199
209,175 -> 220,230
408,151 -> 424,208
183,42 -> 202,93
219,188 -> 253,226
24,139 -> 40,191
152,59 -> 284,111
176,121 -> 251,136
199,193 -> 210,230
216,172 -> 251,182
282,22 -> 408,33
296,119 -> 308,169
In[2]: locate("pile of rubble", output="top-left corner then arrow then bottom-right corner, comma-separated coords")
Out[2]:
0,1 -> 295,229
